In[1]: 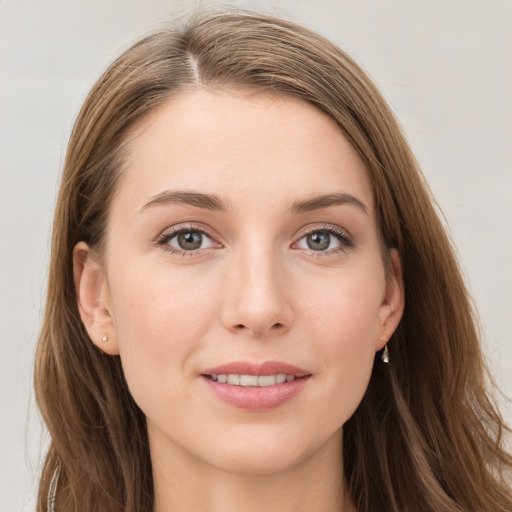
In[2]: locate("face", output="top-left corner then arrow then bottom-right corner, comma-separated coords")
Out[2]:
75,89 -> 403,477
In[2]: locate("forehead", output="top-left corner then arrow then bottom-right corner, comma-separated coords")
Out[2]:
116,88 -> 373,216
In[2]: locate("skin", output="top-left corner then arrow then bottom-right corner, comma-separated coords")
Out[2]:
74,89 -> 404,512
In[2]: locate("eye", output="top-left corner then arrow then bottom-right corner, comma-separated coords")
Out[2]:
295,227 -> 353,253
157,227 -> 218,254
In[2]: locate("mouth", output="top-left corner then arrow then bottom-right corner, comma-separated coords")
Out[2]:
200,361 -> 311,410
207,373 -> 299,386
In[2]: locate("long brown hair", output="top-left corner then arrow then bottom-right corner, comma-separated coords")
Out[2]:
35,9 -> 512,511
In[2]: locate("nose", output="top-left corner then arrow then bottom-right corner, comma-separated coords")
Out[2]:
221,243 -> 293,338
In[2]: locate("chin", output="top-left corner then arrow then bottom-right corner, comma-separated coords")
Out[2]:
210,447 -> 310,476
198,424 -> 341,476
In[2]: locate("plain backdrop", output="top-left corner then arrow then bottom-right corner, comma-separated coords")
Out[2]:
1,0 -> 511,510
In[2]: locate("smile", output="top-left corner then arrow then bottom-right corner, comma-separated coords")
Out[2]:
209,374 -> 296,386
201,361 -> 311,410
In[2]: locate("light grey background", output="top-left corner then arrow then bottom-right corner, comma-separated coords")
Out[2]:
1,1 -> 511,510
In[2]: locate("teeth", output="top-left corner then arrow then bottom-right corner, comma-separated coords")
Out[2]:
211,373 -> 297,386
257,375 -> 276,387
227,374 -> 240,385
240,374 -> 258,386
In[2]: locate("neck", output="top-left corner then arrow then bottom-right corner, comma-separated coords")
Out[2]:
151,429 -> 355,512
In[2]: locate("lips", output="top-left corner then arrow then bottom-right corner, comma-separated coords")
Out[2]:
201,361 -> 311,411
202,361 -> 310,377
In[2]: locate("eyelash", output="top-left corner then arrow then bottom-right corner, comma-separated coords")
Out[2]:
297,226 -> 354,257
156,224 -> 218,256
156,224 -> 354,257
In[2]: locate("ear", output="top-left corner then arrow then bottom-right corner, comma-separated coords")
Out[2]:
376,248 -> 404,351
73,241 -> 119,355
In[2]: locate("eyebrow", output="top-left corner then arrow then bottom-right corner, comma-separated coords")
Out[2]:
290,193 -> 368,215
140,190 -> 368,215
140,191 -> 228,213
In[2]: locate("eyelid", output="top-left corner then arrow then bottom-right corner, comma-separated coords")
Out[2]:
155,223 -> 223,254
154,222 -> 354,257
292,224 -> 354,254
295,223 -> 351,239
156,222 -> 214,240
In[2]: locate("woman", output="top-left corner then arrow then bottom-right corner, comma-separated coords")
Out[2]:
34,9 -> 512,512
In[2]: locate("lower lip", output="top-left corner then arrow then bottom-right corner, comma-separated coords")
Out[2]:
202,376 -> 310,411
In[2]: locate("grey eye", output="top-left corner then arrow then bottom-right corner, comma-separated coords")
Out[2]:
176,231 -> 203,250
163,229 -> 217,252
305,232 -> 331,251
294,227 -> 351,253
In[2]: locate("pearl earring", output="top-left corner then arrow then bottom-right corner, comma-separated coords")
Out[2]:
380,336 -> 389,363
381,344 -> 389,363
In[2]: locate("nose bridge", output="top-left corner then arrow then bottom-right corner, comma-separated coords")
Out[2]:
222,234 -> 292,336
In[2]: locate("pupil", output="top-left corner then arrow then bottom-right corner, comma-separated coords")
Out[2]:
178,231 -> 202,250
307,232 -> 330,251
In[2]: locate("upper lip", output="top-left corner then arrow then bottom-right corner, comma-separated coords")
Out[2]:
201,361 -> 311,377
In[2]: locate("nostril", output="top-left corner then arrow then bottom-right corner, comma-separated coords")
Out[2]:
233,322 -> 285,333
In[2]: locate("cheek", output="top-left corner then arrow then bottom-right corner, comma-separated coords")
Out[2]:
107,258 -> 220,404
110,253 -> 217,334
303,265 -> 383,348
300,269 -> 382,417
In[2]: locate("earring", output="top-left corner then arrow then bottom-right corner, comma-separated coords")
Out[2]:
381,344 -> 389,364
101,334 -> 108,343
